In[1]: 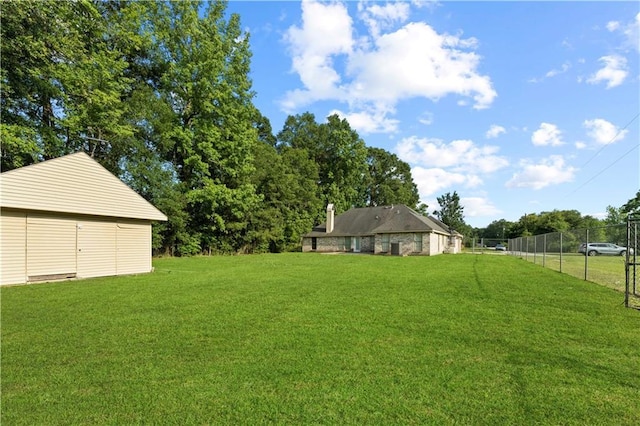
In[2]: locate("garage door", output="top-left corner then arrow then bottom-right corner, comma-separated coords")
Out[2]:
117,222 -> 151,275
26,216 -> 77,280
77,220 -> 117,278
1,212 -> 27,285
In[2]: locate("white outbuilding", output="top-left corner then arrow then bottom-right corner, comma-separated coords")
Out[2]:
0,152 -> 167,285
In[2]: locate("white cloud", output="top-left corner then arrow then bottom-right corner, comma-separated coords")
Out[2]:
529,61 -> 571,83
282,0 -> 353,111
575,141 -> 587,150
462,196 -> 502,218
583,118 -> 628,145
418,111 -> 434,126
411,167 -> 479,198
545,61 -> 571,78
281,0 -> 497,130
531,123 -> 564,147
587,55 -> 629,88
485,124 -> 506,139
506,155 -> 576,190
396,136 -> 509,174
357,1 -> 410,39
606,21 -> 621,32
329,108 -> 399,134
397,135 -> 508,198
607,13 -> 640,52
346,22 -> 495,108
411,1 -> 441,11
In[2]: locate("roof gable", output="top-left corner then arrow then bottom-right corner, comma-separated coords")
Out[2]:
1,152 -> 167,221
307,204 -> 451,236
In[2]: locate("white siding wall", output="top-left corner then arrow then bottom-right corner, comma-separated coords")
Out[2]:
77,220 -> 117,278
1,212 -> 27,285
1,153 -> 166,221
1,213 -> 153,285
117,221 -> 151,275
26,216 -> 77,278
427,233 -> 438,256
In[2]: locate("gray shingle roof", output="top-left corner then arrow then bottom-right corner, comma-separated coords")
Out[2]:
305,204 -> 456,237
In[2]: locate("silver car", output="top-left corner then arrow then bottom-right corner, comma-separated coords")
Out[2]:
578,243 -> 634,256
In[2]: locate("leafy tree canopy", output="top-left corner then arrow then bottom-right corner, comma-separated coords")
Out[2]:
433,191 -> 469,235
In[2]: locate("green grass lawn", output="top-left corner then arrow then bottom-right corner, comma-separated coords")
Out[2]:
516,251 -> 630,293
2,254 -> 639,424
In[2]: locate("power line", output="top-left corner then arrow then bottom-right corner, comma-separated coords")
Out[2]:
580,112 -> 639,168
566,112 -> 640,197
568,138 -> 640,196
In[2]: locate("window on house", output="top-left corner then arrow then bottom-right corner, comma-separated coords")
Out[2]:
311,237 -> 317,250
381,234 -> 390,252
414,234 -> 423,252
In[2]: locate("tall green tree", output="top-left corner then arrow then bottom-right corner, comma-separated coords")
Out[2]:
1,0 -> 81,166
536,210 -> 571,234
247,141 -> 321,253
604,205 -> 624,225
120,81 -> 192,256
148,0 -> 260,254
621,190 -> 640,215
481,219 -> 514,240
60,1 -> 139,174
433,191 -> 467,233
366,147 -> 419,208
250,109 -> 322,252
277,113 -> 368,213
1,0 -> 138,173
279,146 -> 323,247
415,203 -> 430,216
512,212 -> 539,236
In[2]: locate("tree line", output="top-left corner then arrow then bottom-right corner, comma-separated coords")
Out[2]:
475,190 -> 640,244
1,1 -> 425,255
3,1 -> 636,254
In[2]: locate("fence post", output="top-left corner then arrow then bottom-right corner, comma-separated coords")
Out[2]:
559,232 -> 563,274
543,234 -> 546,268
634,221 -> 638,296
526,237 -> 529,261
534,236 -> 537,264
625,216 -> 630,307
584,229 -> 589,281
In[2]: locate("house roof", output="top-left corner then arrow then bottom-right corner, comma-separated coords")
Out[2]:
0,152 -> 167,221
305,204 -> 460,237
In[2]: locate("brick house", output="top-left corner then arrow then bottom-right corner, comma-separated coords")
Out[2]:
302,204 -> 463,256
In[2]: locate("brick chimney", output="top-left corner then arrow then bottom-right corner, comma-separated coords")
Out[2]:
326,204 -> 335,233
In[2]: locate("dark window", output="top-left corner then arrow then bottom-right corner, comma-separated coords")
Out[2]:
311,237 -> 317,250
414,234 -> 423,252
382,234 -> 390,252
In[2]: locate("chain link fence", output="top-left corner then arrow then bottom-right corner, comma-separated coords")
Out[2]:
468,238 -> 508,254
503,222 -> 639,309
624,217 -> 639,309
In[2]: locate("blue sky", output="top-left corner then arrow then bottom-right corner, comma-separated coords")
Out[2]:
227,0 -> 639,228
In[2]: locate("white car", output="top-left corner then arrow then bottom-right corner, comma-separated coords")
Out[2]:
578,243 -> 633,256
